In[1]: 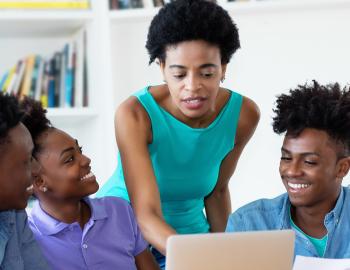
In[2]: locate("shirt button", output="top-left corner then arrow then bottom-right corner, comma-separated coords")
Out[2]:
82,243 -> 88,249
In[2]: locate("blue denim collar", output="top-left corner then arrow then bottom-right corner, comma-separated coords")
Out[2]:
280,187 -> 345,230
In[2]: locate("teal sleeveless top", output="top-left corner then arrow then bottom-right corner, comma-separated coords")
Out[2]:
97,86 -> 243,234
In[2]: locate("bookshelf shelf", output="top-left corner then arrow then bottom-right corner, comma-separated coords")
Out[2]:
109,7 -> 158,22
108,0 -> 350,22
221,0 -> 350,14
0,11 -> 93,37
47,107 -> 97,117
46,107 -> 98,126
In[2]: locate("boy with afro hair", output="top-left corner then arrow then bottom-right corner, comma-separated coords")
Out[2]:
226,80 -> 350,258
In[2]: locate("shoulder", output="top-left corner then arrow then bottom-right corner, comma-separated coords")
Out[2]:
14,209 -> 28,224
234,94 -> 260,144
91,196 -> 134,217
227,193 -> 288,231
116,95 -> 150,126
115,92 -> 153,143
239,96 -> 260,129
342,186 -> 350,203
235,193 -> 287,216
241,96 -> 260,121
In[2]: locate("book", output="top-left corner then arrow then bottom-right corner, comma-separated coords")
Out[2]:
82,29 -> 88,107
34,57 -> 44,101
19,55 -> 36,99
47,57 -> 56,107
65,41 -> 74,107
2,65 -> 16,93
110,0 -> 118,9
29,56 -> 40,98
53,52 -> 61,106
74,29 -> 85,107
12,60 -> 26,96
40,60 -> 49,108
0,72 -> 8,91
0,0 -> 90,9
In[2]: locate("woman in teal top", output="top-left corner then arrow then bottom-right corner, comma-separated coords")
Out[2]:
97,0 -> 259,267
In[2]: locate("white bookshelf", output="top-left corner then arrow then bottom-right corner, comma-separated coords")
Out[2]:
1,0 -> 349,204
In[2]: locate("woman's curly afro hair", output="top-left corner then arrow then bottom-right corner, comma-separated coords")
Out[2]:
273,80 -> 350,156
146,0 -> 240,65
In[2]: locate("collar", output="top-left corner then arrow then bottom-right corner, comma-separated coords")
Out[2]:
324,186 -> 345,225
30,197 -> 108,236
279,187 -> 346,229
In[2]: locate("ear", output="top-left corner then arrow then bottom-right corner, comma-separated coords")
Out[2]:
221,64 -> 227,81
336,157 -> 350,180
159,60 -> 166,79
33,174 -> 48,193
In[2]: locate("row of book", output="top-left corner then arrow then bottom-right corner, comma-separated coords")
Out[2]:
0,0 -> 90,9
109,0 -> 173,10
109,0 -> 252,10
0,30 -> 88,108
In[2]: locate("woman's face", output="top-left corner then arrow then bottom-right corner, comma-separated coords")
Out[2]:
160,40 -> 226,121
35,129 -> 98,201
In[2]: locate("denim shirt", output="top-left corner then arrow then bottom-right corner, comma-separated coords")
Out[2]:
0,210 -> 49,270
226,186 -> 350,258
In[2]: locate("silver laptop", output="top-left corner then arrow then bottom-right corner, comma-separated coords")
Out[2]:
166,230 -> 295,270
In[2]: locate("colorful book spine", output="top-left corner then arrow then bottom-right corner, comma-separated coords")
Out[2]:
0,1 -> 90,9
0,72 -> 9,92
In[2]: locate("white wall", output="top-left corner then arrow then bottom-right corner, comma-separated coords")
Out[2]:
110,2 -> 350,211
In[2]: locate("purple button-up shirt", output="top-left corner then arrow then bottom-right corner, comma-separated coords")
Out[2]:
28,197 -> 148,270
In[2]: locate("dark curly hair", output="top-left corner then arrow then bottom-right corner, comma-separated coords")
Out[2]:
0,92 -> 23,145
20,97 -> 53,155
145,0 -> 240,65
273,80 -> 350,156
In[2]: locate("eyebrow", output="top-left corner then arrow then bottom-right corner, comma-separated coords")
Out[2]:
60,140 -> 79,157
281,147 -> 320,157
169,63 -> 218,69
60,147 -> 75,157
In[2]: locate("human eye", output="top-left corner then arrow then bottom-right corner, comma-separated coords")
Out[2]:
280,156 -> 291,162
64,155 -> 74,164
78,145 -> 83,154
173,74 -> 185,79
304,160 -> 318,166
201,72 -> 214,78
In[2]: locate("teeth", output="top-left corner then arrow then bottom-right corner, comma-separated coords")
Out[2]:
26,185 -> 33,192
186,99 -> 201,104
288,182 -> 310,189
81,172 -> 94,181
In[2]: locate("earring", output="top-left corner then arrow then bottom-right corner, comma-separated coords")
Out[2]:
42,187 -> 48,192
221,77 -> 225,83
163,79 -> 167,84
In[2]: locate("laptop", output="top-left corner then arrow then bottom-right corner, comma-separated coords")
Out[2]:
166,230 -> 295,270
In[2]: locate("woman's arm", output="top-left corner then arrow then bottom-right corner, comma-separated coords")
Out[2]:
135,249 -> 160,270
204,96 -> 260,232
115,97 -> 176,255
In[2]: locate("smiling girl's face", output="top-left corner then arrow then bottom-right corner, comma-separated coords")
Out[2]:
34,128 -> 98,200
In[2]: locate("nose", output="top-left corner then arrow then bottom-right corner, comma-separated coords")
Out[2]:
184,74 -> 201,92
80,154 -> 91,167
281,160 -> 303,178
